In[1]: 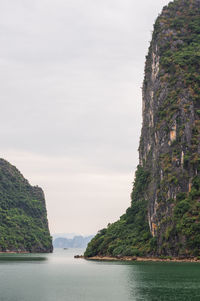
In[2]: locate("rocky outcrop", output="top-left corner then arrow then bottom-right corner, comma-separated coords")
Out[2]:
0,159 -> 53,253
140,0 -> 200,256
85,0 -> 200,258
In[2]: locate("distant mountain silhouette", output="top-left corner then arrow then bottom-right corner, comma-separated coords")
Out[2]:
53,235 -> 94,248
52,233 -> 78,240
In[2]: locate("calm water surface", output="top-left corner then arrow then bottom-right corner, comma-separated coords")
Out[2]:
0,249 -> 200,301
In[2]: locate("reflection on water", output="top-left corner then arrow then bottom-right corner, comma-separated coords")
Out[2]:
0,253 -> 47,262
0,249 -> 200,301
127,261 -> 200,301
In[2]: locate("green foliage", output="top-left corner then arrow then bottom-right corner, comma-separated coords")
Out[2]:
131,165 -> 150,203
0,159 -> 52,252
172,177 -> 200,256
174,199 -> 190,217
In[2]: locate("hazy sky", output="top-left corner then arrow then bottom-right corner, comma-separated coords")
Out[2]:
0,0 -> 169,235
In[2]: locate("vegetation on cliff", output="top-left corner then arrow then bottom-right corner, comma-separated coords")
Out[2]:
85,166 -> 154,257
0,159 -> 53,252
85,0 -> 200,258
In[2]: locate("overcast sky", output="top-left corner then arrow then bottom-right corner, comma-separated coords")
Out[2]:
0,0 -> 169,235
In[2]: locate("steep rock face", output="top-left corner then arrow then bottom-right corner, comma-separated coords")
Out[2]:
85,0 -> 200,258
141,0 -> 200,256
0,159 -> 53,253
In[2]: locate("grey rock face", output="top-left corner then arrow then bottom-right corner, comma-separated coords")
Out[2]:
139,0 -> 200,255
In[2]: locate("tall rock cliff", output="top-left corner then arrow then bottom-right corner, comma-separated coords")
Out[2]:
85,0 -> 200,258
0,159 -> 53,253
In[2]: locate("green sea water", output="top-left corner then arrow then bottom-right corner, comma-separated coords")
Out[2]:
0,249 -> 200,301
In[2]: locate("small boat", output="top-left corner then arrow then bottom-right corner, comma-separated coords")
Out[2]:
63,248 -> 68,250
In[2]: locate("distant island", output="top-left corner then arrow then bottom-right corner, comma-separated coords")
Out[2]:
0,159 -> 52,253
85,0 -> 200,259
53,235 -> 94,249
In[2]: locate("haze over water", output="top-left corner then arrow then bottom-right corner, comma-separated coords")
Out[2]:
0,249 -> 200,301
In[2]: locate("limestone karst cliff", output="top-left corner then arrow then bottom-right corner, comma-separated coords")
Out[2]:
0,159 -> 53,253
85,0 -> 200,258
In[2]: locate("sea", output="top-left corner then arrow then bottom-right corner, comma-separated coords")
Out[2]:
0,248 -> 200,301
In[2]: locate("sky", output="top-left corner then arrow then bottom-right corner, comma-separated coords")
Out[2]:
0,0 -> 170,235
